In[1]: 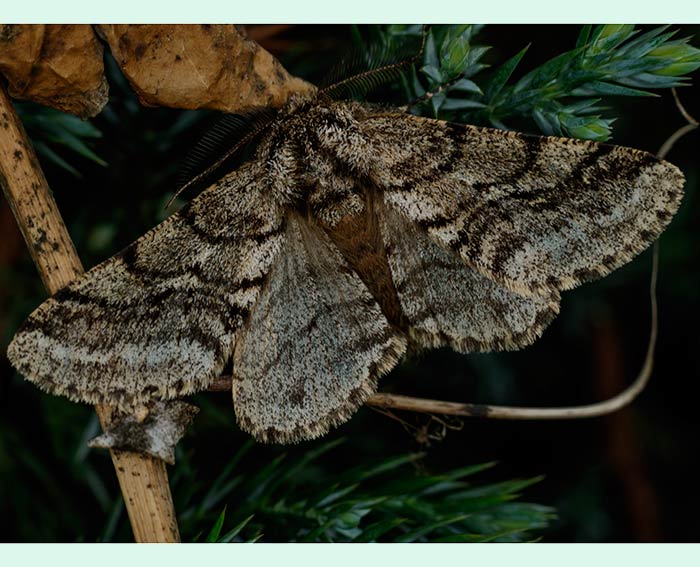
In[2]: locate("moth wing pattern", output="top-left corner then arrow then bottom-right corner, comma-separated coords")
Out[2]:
6,93 -> 688,447
232,214 -> 407,443
7,162 -> 286,410
378,202 -> 560,353
358,110 -> 685,297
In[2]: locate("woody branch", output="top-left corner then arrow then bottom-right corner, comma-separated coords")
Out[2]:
0,83 -> 180,543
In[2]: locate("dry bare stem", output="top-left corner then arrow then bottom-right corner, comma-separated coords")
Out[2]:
0,84 -> 180,543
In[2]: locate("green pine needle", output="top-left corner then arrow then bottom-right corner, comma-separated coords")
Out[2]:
17,103 -> 107,177
181,440 -> 554,543
376,24 -> 700,141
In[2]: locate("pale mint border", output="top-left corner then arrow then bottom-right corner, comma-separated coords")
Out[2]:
1,543 -> 700,565
1,0 -> 700,23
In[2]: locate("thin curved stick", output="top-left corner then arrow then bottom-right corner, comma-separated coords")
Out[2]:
672,87 -> 699,127
657,123 -> 697,162
658,88 -> 698,161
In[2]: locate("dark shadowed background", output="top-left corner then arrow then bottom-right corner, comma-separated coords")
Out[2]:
1,24 -> 698,542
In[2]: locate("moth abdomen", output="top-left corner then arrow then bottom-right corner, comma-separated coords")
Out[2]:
321,190 -> 407,331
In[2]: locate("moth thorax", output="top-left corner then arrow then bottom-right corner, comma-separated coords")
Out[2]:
282,91 -> 318,115
263,145 -> 305,206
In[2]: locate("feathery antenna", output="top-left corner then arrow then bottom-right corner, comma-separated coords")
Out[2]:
319,26 -> 427,101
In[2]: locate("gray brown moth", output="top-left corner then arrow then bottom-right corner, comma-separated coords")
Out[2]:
6,84 -> 685,443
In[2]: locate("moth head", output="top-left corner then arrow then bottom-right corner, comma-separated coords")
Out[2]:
281,90 -> 319,115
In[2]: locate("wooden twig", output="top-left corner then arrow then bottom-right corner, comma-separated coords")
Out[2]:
0,84 -> 180,542
672,87 -> 699,128
658,88 -> 699,161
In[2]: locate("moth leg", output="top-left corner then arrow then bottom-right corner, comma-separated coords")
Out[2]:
232,215 -> 407,443
379,204 -> 560,353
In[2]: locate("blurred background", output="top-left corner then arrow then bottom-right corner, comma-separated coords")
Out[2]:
0,24 -> 698,542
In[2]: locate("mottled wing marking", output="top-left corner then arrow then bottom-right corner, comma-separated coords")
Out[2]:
7,162 -> 286,410
7,97 -> 687,446
359,112 -> 685,296
379,204 -> 559,352
232,214 -> 407,443
301,124 -> 366,228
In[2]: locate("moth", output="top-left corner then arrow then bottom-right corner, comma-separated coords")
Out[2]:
7,39 -> 685,444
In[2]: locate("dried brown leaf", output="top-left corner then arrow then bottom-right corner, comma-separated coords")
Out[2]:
0,24 -> 108,118
96,24 -> 314,112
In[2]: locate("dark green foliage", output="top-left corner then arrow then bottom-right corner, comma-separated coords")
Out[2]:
176,440 -> 553,543
372,24 -> 700,141
15,104 -> 107,177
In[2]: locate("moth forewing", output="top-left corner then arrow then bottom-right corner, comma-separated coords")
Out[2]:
357,111 -> 684,297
